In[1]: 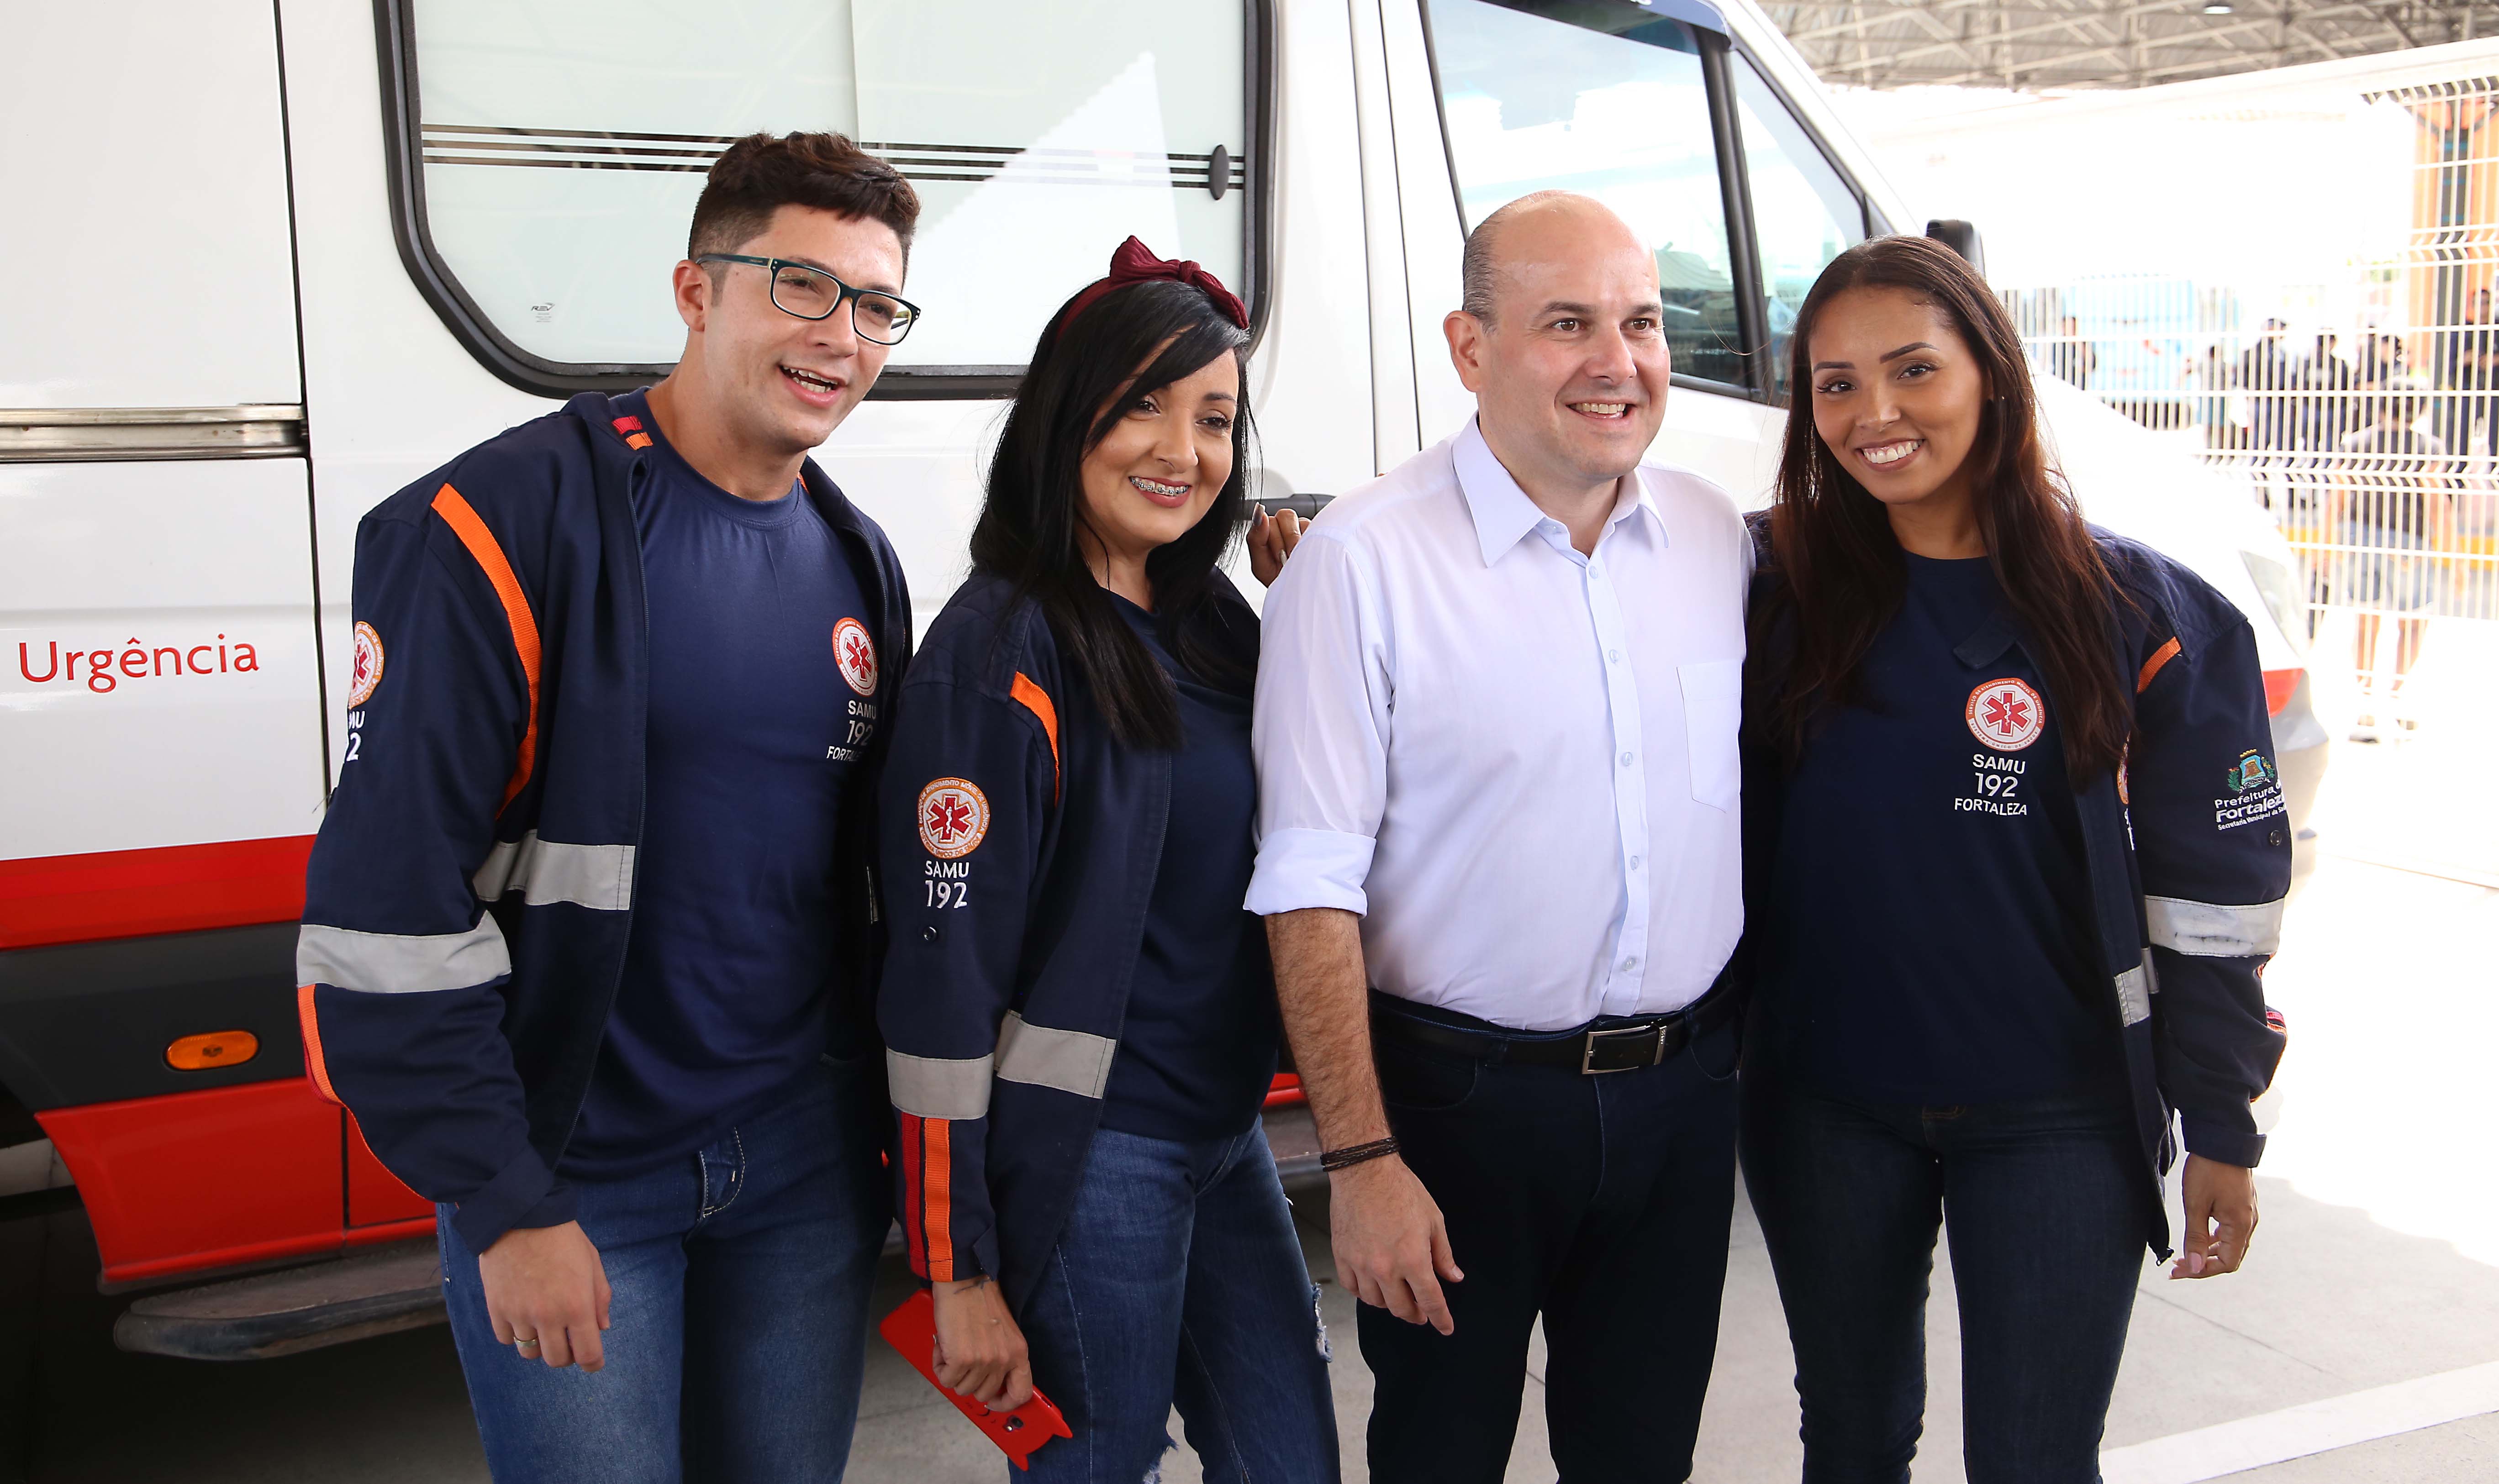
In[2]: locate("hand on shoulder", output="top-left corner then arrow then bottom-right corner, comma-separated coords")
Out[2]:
1249,505 -> 1306,587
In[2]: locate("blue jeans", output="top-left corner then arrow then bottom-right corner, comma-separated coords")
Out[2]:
438,1054 -> 890,1484
1739,1071 -> 2149,1484
1018,1124 -> 1339,1484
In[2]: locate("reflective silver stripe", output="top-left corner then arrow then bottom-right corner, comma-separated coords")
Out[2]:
993,1011 -> 1118,1100
2114,954 -> 2156,1027
2145,894 -> 2285,958
886,1049 -> 995,1121
472,832 -> 635,911
296,920 -> 511,995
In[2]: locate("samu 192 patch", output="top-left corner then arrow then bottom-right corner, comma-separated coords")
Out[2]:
1966,677 -> 2044,751
833,616 -> 877,697
918,778 -> 990,860
348,621 -> 385,708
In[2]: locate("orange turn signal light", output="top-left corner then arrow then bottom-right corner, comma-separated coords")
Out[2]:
166,1030 -> 259,1071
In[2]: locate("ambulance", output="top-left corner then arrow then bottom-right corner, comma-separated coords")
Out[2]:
0,0 -> 2325,1358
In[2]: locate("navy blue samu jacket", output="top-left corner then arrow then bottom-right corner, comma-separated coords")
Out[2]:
877,573 -> 1264,1315
295,393 -> 912,1252
1744,521 -> 2290,1257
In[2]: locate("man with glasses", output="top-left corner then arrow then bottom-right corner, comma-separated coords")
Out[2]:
298,132 -> 919,1481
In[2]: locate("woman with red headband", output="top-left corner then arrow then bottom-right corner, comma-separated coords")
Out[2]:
875,239 -> 1334,1480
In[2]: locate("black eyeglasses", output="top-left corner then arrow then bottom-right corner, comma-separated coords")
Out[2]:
694,254 -> 922,346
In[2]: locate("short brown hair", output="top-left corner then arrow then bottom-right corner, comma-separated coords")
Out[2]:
689,132 -> 921,266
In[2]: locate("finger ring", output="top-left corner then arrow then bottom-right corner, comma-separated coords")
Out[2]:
516,1336 -> 540,1349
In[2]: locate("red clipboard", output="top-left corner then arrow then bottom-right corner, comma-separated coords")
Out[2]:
878,1291 -> 1073,1470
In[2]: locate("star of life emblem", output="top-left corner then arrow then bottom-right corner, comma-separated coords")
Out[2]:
918,778 -> 990,860
1966,677 -> 2044,751
348,621 -> 385,708
833,617 -> 877,696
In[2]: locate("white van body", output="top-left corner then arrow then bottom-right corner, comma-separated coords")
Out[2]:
0,0 -> 2320,1280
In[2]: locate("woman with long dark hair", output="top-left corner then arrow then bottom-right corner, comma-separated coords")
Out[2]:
874,239 -> 1334,1482
1740,236 -> 2290,1483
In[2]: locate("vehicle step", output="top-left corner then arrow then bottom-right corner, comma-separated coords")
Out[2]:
113,1239 -> 443,1361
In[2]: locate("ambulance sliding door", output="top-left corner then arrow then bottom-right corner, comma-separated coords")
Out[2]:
0,0 -> 344,1280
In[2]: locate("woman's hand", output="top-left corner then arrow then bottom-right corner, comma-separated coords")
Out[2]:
2170,1154 -> 2258,1279
930,1276 -> 1033,1410
1248,504 -> 1306,587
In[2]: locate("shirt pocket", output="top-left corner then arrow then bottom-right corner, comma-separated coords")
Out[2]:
1678,658 -> 1743,813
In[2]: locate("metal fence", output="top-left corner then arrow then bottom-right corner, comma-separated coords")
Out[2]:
2000,77 -> 2499,630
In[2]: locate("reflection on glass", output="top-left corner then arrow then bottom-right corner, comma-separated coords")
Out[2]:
1426,0 -> 1743,386
408,0 -> 1247,372
1731,55 -> 1865,400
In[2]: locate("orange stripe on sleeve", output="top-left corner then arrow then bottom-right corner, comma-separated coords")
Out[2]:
2137,636 -> 2183,694
429,484 -> 543,809
924,1117 -> 955,1282
1011,672 -> 1060,802
900,1114 -> 927,1274
297,983 -> 341,1105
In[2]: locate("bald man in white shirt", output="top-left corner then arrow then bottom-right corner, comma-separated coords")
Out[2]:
1248,192 -> 1750,1482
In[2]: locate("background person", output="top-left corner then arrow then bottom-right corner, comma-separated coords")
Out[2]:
1741,236 -> 2290,1484
2436,287 -> 2492,458
874,239 -> 1329,1484
2356,328 -> 2404,429
2296,331 -> 2355,455
2238,317 -> 2294,457
296,134 -> 920,1481
1250,191 -> 1751,1484
2046,313 -> 2096,388
2332,375 -> 2455,738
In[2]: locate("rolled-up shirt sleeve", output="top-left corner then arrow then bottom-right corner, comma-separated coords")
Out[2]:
1248,528 -> 1393,916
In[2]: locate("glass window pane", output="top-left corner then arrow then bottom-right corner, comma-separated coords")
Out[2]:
1731,55 -> 1865,400
1424,0 -> 1743,387
406,0 -> 1250,375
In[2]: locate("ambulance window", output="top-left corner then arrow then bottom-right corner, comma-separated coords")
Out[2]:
1730,55 -> 1866,401
387,0 -> 1258,395
1423,0 -> 1745,389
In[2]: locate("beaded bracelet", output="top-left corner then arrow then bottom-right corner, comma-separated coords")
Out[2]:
1318,1136 -> 1402,1173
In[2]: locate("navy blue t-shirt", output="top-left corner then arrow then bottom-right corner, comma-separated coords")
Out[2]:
561,392 -> 880,1179
1758,553 -> 2118,1106
1098,595 -> 1279,1143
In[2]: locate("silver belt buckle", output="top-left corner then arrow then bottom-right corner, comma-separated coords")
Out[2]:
1580,1021 -> 1670,1075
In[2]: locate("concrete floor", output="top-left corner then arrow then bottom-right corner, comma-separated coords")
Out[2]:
5,623 -> 2497,1483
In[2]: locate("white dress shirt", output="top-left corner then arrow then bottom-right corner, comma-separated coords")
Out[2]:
1246,419 -> 1750,1031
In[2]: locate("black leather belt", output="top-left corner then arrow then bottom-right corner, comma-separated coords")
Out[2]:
1371,979 -> 1740,1075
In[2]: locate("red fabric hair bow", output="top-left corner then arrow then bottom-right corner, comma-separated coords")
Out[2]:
1058,235 -> 1249,336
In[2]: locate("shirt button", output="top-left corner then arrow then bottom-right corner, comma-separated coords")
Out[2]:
1620,752 -> 1634,767
1608,649 -> 1622,663
1629,856 -> 1643,870
1621,958 -> 1639,972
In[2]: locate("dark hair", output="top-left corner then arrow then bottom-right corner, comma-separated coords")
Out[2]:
1760,235 -> 2133,781
690,133 -> 920,264
970,279 -> 1255,749
1459,189 -> 1571,324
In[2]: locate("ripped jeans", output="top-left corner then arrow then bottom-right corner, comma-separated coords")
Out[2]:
1018,1124 -> 1339,1484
